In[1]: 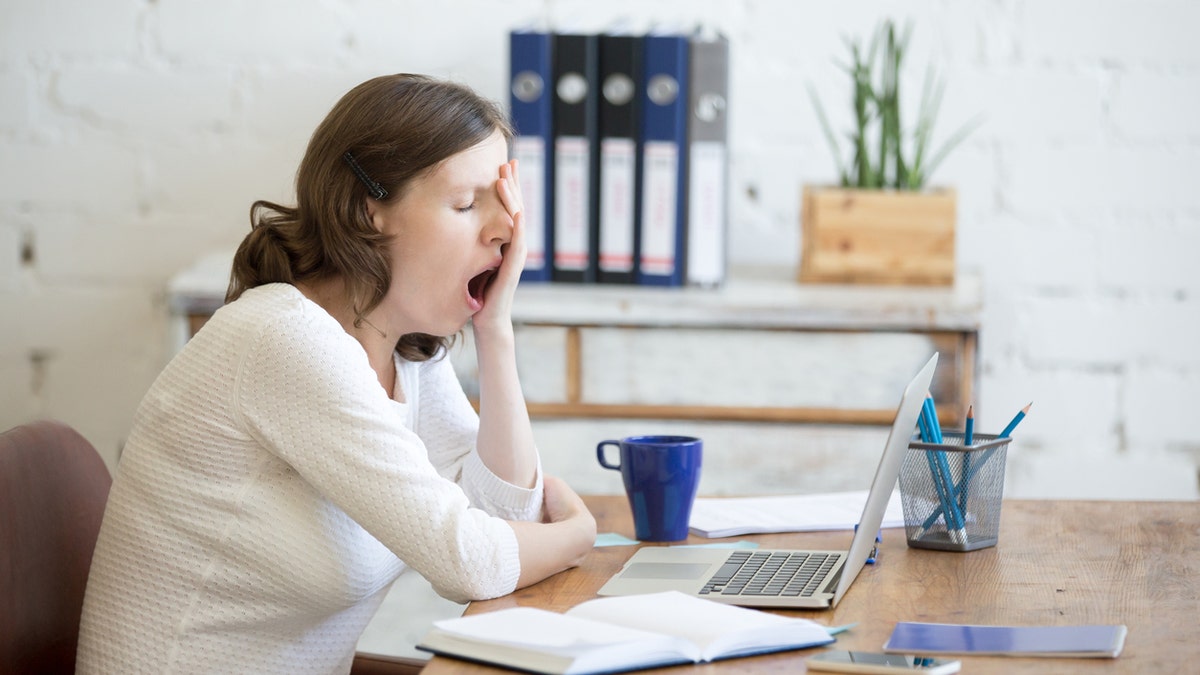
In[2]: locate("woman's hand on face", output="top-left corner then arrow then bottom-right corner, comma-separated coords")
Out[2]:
474,159 -> 526,335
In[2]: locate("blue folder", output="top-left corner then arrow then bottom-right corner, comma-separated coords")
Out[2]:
509,28 -> 555,282
636,31 -> 689,286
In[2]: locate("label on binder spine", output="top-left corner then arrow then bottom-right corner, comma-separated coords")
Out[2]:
554,136 -> 591,271
512,136 -> 547,269
599,137 -> 637,272
686,141 -> 726,284
640,141 -> 679,275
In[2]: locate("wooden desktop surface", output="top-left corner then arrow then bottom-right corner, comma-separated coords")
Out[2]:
423,496 -> 1198,674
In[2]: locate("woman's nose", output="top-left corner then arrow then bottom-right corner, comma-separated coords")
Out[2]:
483,204 -> 513,245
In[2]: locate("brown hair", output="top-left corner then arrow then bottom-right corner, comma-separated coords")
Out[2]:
227,73 -> 513,360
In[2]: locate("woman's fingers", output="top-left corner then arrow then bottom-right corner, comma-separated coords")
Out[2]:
498,160 -> 523,218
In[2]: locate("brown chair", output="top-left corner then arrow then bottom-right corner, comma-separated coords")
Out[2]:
0,420 -> 423,674
1,420 -> 112,674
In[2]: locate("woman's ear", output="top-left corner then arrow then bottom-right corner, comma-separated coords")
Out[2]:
364,198 -> 386,234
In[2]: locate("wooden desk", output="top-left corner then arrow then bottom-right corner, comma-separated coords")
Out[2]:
425,496 -> 1198,674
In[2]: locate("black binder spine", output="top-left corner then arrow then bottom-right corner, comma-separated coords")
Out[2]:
596,34 -> 643,285
551,33 -> 600,283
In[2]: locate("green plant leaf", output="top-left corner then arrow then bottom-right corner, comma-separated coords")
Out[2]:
920,112 -> 986,188
806,82 -> 848,185
808,17 -> 980,192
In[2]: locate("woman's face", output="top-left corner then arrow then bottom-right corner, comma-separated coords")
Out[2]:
369,129 -> 513,337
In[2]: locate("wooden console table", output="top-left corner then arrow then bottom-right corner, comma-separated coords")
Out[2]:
421,496 -> 1198,674
168,252 -> 981,426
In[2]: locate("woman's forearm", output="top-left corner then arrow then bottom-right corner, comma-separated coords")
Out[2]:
506,476 -> 597,588
507,517 -> 595,588
473,327 -> 539,488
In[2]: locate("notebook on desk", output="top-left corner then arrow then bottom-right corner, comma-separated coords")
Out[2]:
596,352 -> 938,609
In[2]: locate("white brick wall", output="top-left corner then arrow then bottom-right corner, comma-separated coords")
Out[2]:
1,0 -> 1197,500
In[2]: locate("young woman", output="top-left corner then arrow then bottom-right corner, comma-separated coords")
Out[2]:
77,74 -> 597,674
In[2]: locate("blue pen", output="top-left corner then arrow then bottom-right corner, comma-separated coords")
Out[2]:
919,403 -> 1031,538
924,395 -> 963,529
967,402 -> 1031,483
914,411 -> 944,536
921,394 -> 965,539
924,393 -> 944,442
963,405 -> 975,445
998,403 -> 1030,439
958,405 -> 975,512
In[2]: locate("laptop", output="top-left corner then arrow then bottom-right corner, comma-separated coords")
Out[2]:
596,353 -> 938,609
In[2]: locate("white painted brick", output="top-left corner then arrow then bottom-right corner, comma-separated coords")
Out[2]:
1115,298 -> 1200,369
349,1 -> 514,94
1021,1 -> 1200,67
54,66 -> 237,137
964,216 -> 1100,290
144,136 -> 290,223
14,286 -> 163,360
1095,219 -> 1200,292
1110,72 -> 1200,141
735,63 -> 811,151
930,2 -> 1019,66
1008,145 -> 1200,215
542,0 -> 737,36
0,0 -> 142,60
0,70 -> 32,131
156,0 -> 344,64
0,225 -> 19,292
729,148 -> 802,267
977,291 -> 1027,365
935,144 -> 1000,226
945,68 -> 1104,144
0,354 -> 38,432
1006,449 -> 1198,500
38,347 -> 164,469
1018,294 -> 1199,368
2,286 -> 166,470
977,367 -> 1120,451
242,70 -> 362,144
1124,367 -> 1200,445
33,212 -> 241,285
1019,295 -> 1122,366
0,140 -> 139,211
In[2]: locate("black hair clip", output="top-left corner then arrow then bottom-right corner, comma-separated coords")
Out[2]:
342,151 -> 388,200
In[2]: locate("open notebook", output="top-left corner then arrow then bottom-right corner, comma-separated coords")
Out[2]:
596,353 -> 938,609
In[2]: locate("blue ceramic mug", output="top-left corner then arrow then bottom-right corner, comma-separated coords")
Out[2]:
596,435 -> 703,542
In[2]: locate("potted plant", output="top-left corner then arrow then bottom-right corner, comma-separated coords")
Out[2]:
800,20 -> 981,286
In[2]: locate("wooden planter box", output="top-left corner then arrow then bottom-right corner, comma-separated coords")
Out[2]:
799,186 -> 956,286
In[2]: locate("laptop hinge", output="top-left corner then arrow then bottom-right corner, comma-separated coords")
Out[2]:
823,563 -> 844,594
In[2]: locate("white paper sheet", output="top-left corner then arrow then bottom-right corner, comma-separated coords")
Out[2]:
688,490 -> 905,538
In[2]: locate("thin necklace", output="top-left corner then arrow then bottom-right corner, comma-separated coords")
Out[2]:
359,317 -> 387,339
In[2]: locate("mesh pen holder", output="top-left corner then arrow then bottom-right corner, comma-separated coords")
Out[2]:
899,432 -> 1011,552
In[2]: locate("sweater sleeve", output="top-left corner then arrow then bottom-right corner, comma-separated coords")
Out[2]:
412,353 -> 544,523
233,307 -> 520,603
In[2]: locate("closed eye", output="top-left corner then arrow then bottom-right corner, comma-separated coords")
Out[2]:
456,202 -> 476,213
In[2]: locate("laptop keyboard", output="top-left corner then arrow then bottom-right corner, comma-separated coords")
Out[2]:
699,550 -> 842,598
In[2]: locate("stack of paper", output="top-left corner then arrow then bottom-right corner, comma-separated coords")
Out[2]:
688,490 -> 905,538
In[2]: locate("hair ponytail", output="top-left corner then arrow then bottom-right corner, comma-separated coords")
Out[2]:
226,201 -> 302,303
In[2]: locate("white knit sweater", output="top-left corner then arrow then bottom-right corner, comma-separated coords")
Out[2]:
77,283 -> 542,674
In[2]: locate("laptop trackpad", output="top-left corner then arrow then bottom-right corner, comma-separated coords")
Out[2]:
621,562 -> 711,580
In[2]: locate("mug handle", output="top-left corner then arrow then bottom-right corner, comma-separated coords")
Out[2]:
596,440 -> 622,471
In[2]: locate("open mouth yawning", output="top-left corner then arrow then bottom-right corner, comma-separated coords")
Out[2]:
468,268 -> 497,304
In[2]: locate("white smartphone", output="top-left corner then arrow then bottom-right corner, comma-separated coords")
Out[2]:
806,650 -> 961,675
